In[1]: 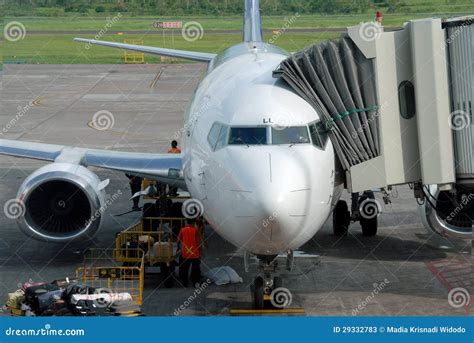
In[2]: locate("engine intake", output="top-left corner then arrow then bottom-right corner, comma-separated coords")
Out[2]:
17,163 -> 106,242
420,184 -> 473,239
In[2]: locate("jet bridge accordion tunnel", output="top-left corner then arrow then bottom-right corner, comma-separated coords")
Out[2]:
274,17 -> 473,239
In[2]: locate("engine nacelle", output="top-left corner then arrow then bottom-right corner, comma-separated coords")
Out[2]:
420,184 -> 473,239
16,163 -> 107,242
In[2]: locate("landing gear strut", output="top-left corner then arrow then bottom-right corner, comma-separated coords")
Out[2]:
252,255 -> 289,310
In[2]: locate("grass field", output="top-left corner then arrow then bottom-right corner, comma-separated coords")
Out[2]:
4,9 -> 473,64
6,11 -> 472,32
4,32 -> 339,64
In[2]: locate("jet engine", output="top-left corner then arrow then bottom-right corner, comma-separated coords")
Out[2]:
15,163 -> 108,242
420,184 -> 473,239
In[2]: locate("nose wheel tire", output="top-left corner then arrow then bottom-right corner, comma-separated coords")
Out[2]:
359,191 -> 378,237
253,276 -> 264,309
333,200 -> 350,236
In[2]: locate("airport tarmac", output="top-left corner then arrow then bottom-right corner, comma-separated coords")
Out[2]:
0,64 -> 471,316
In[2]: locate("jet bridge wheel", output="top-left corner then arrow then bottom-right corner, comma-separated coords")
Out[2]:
253,276 -> 265,309
333,200 -> 350,236
359,191 -> 378,237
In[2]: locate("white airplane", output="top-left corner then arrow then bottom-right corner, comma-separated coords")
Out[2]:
1,0 -> 374,308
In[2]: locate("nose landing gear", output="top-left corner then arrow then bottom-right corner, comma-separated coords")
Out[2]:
252,256 -> 290,310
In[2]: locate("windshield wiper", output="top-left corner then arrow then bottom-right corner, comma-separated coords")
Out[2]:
236,138 -> 250,148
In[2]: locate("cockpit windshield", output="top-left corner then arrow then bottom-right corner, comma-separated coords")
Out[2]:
209,123 -> 322,150
228,127 -> 267,145
271,126 -> 310,145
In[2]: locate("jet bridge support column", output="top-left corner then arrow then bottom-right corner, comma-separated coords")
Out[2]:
410,18 -> 456,189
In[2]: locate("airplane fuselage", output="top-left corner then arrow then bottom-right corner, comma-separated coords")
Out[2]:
182,43 -> 341,256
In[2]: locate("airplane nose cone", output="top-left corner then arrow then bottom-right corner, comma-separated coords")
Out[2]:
223,147 -> 329,254
252,189 -> 311,253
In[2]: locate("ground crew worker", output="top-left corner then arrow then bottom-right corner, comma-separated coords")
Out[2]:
125,173 -> 143,211
177,218 -> 201,287
167,140 -> 181,154
167,140 -> 181,195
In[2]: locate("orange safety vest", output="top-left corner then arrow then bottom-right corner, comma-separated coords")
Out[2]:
178,225 -> 200,259
167,147 -> 181,154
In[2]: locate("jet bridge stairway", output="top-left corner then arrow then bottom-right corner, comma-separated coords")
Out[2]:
274,16 -> 473,239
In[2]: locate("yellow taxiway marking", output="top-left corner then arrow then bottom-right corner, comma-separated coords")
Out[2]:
150,68 -> 164,88
230,308 -> 305,315
32,95 -> 50,107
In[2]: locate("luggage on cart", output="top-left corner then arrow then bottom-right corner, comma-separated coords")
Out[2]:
65,284 -> 94,299
21,281 -> 45,291
52,277 -> 79,288
6,290 -> 24,309
24,284 -> 60,312
71,299 -> 111,316
108,299 -> 141,316
41,299 -> 71,316
37,289 -> 64,311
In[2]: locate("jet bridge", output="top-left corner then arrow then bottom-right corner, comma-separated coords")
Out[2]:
274,16 -> 473,238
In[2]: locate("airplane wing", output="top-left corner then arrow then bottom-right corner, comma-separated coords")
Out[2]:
74,38 -> 217,63
0,139 -> 184,187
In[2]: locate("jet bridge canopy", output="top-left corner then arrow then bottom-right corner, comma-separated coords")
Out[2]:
274,17 -> 473,193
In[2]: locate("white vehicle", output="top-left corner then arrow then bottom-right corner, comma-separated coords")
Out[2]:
1,0 -> 366,308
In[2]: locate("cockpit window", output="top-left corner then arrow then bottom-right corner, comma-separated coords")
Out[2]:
271,126 -> 310,145
208,122 -> 229,151
215,125 -> 228,150
229,127 -> 267,145
207,123 -> 222,150
309,121 -> 328,149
